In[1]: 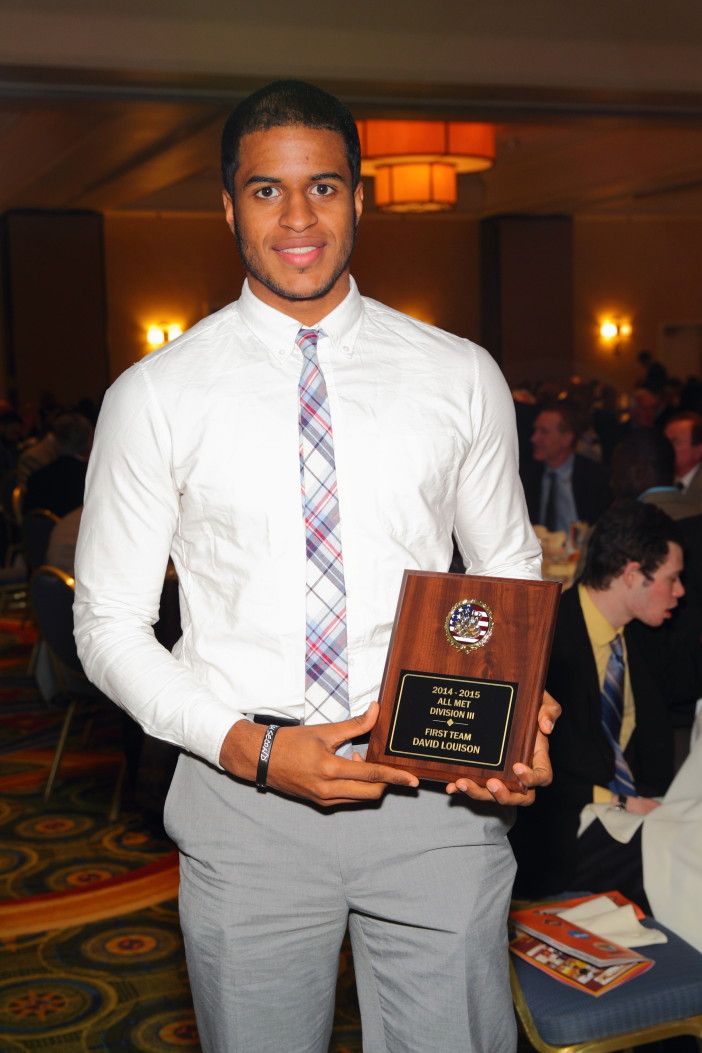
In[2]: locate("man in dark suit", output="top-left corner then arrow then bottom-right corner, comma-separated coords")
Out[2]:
609,428 -> 702,766
511,500 -> 683,906
521,401 -> 611,533
631,510 -> 702,770
664,410 -> 702,498
24,412 -> 93,518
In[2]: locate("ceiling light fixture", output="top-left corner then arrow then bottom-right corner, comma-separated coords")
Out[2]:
356,120 -> 495,213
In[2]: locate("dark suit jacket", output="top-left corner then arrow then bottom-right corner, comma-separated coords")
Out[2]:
510,585 -> 674,896
521,453 -> 611,527
628,512 -> 702,730
24,455 -> 87,518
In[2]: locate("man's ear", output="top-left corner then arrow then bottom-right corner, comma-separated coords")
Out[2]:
353,180 -> 363,227
620,560 -> 642,588
222,190 -> 236,235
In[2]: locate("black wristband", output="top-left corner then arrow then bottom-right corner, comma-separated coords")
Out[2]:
256,724 -> 280,792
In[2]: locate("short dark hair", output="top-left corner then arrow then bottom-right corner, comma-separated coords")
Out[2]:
610,429 -> 675,498
536,399 -> 582,441
221,80 -> 361,195
666,410 -> 702,446
580,499 -> 681,590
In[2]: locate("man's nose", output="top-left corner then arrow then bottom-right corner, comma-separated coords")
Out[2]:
280,190 -> 316,230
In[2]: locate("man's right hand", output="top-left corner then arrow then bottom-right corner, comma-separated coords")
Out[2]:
219,702 -> 419,807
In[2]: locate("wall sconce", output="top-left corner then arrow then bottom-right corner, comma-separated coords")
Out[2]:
599,318 -> 633,350
146,323 -> 183,349
597,315 -> 631,358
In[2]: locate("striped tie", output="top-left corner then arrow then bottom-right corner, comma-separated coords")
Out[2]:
297,328 -> 351,731
600,634 -> 638,797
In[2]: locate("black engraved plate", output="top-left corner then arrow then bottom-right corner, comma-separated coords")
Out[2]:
386,670 -> 517,772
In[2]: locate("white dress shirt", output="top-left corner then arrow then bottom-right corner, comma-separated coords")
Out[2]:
678,464 -> 701,492
74,279 -> 541,769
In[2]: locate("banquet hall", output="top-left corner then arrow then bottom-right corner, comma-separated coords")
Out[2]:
1,3 -> 702,1050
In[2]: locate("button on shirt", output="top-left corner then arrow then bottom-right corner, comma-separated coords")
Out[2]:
74,279 -> 541,769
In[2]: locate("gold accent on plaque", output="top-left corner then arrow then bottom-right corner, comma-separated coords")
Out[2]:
445,598 -> 494,652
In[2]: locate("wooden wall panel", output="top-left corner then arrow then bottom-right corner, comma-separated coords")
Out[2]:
1,209 -> 109,407
480,215 -> 573,384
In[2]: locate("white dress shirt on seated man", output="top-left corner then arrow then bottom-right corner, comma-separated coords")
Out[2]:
74,277 -> 541,767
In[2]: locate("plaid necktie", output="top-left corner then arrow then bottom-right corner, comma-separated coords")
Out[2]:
297,328 -> 350,730
600,633 -> 638,797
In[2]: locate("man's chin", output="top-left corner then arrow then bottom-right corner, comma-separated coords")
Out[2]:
250,269 -> 348,305
273,283 -> 338,303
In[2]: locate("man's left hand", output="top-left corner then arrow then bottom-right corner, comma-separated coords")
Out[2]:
446,690 -> 560,806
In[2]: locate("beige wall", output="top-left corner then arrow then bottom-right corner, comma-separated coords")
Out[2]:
104,212 -> 480,379
573,215 -> 702,390
104,210 -> 702,392
104,213 -> 241,379
355,215 -> 480,340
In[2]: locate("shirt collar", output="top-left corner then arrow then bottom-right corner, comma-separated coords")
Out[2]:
547,454 -> 574,479
679,465 -> 699,489
578,582 -> 624,647
236,276 -> 363,358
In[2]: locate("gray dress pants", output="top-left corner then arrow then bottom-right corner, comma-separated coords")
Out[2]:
165,753 -> 517,1053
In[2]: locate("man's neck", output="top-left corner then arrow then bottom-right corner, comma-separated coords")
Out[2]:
583,584 -> 630,631
247,273 -> 352,327
544,451 -> 574,471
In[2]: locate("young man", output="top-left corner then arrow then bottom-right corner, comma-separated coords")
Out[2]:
75,81 -> 557,1053
512,500 -> 683,906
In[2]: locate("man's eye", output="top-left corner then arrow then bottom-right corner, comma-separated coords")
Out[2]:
255,186 -> 280,199
311,183 -> 334,196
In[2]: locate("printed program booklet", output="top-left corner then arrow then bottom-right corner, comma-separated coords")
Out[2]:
509,892 -> 654,996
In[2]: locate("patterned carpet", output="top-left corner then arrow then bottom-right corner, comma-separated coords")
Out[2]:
0,625 -> 362,1052
0,625 -> 542,1052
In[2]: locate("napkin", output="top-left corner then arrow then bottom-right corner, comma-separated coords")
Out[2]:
557,896 -> 667,948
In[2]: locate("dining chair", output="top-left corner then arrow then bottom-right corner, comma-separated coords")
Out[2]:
510,916 -> 702,1052
29,564 -> 127,820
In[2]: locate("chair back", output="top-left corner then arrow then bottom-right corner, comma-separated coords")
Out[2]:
29,565 -> 82,674
23,509 -> 59,574
11,483 -> 24,526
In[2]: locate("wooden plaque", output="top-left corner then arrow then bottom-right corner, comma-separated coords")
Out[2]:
366,571 -> 561,792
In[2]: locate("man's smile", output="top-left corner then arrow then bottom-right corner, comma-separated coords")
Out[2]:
274,241 -> 325,267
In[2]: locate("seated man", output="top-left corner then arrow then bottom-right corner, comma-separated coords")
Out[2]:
664,410 -> 702,496
23,412 -> 93,518
611,427 -> 702,520
521,400 -> 611,535
511,500 -> 683,907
